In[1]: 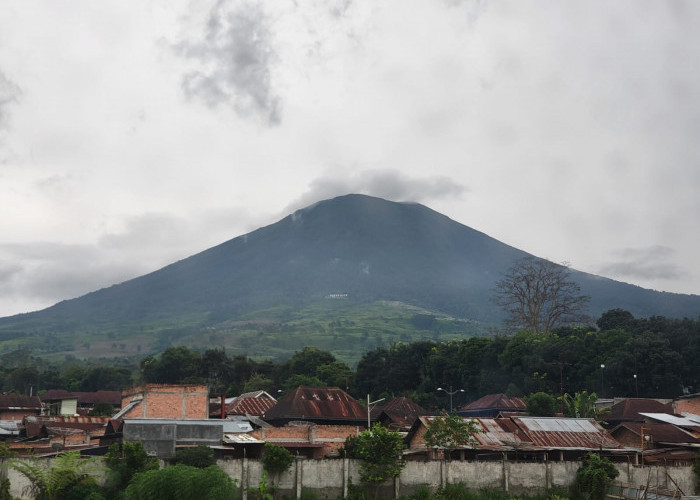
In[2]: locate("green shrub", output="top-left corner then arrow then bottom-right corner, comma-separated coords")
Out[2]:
124,464 -> 237,500
171,445 -> 216,468
436,482 -> 472,500
262,443 -> 294,476
574,453 -> 619,500
0,478 -> 11,500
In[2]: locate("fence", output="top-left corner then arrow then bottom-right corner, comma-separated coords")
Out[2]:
2,457 -> 696,499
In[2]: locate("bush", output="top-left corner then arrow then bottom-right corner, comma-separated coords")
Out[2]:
104,441 -> 159,496
262,443 -> 294,476
574,453 -> 619,500
0,478 -> 11,500
124,464 -> 237,500
171,445 -> 216,468
436,482 -> 471,500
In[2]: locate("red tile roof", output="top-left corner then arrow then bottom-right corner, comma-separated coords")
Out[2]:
229,397 -> 277,416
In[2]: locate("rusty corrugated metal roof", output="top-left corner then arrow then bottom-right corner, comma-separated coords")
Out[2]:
511,416 -> 621,449
24,416 -> 110,438
373,397 -> 429,430
263,386 -> 366,422
413,416 -> 534,451
460,394 -> 525,411
474,418 -> 535,450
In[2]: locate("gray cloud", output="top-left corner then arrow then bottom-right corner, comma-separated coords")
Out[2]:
178,1 -> 281,125
599,245 -> 683,281
0,70 -> 20,129
0,242 -> 139,305
0,206 -> 265,315
287,168 -> 468,212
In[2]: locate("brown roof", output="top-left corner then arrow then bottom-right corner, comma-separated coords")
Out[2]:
511,417 -> 621,449
40,390 -> 121,406
229,397 -> 277,416
24,416 -> 110,438
610,422 -> 700,445
374,397 -> 430,430
606,399 -> 673,423
0,395 -> 42,410
460,394 -> 526,411
263,386 -> 366,423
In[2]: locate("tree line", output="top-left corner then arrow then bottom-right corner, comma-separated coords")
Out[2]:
1,309 -> 697,409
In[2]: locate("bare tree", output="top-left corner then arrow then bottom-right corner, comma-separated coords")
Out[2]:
493,257 -> 590,333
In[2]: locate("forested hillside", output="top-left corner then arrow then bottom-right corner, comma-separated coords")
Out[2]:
2,309 -> 696,405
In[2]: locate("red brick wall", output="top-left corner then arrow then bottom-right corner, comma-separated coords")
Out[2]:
252,424 -> 362,458
673,396 -> 700,415
121,384 -> 209,419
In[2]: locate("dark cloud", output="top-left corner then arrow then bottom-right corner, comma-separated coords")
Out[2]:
599,246 -> 682,281
287,168 -> 468,211
178,1 -> 281,125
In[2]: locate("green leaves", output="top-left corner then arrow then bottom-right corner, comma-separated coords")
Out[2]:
344,425 -> 406,486
575,452 -> 619,500
10,451 -> 104,500
424,413 -> 481,457
262,443 -> 294,476
124,464 -> 237,500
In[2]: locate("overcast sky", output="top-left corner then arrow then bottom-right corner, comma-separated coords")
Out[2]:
0,0 -> 698,317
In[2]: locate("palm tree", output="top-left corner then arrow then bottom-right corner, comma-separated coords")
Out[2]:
10,451 -> 103,500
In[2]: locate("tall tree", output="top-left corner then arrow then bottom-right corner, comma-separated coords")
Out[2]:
343,424 -> 406,499
493,257 -> 590,333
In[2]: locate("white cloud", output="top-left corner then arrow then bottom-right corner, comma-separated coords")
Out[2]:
0,0 -> 699,316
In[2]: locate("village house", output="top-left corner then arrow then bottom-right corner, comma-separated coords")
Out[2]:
406,415 -> 623,462
248,386 -> 369,458
457,393 -> 527,418
371,397 -> 430,432
603,397 -> 673,428
0,394 -> 42,421
8,415 -> 111,456
41,389 -> 122,416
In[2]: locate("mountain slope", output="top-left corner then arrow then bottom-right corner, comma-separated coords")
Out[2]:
0,194 -> 698,353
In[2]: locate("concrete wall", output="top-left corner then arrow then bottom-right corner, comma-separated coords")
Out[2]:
4,456 -> 696,499
221,458 -> 696,500
123,419 -> 224,458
